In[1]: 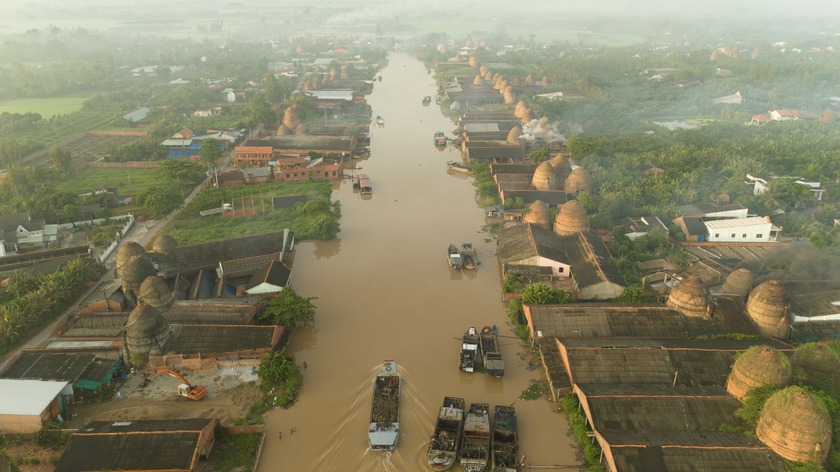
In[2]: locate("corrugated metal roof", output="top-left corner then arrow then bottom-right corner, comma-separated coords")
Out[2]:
0,379 -> 69,415
704,217 -> 770,229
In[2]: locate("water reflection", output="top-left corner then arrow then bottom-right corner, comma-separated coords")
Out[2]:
312,239 -> 341,259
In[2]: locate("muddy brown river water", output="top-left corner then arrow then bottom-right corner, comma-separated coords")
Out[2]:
258,52 -> 581,472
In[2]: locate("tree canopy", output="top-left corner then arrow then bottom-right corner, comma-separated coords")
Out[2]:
259,287 -> 317,327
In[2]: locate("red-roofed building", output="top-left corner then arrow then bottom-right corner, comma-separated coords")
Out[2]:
749,114 -> 770,125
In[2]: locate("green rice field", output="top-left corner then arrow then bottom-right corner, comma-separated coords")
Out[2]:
0,96 -> 90,118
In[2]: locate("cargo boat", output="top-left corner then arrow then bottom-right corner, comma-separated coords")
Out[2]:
460,326 -> 480,373
459,402 -> 491,472
480,326 -> 505,378
369,360 -> 400,451
491,405 -> 519,472
428,396 -> 466,471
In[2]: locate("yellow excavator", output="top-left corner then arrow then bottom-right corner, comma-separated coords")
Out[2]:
144,368 -> 208,401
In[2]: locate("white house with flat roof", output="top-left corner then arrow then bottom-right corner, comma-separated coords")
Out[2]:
704,217 -> 781,242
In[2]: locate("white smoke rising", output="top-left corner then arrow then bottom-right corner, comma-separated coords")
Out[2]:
519,118 -> 566,144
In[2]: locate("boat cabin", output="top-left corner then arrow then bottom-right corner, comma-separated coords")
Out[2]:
358,174 -> 372,195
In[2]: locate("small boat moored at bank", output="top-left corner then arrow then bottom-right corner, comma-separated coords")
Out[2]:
376,115 -> 385,127
428,396 -> 466,471
358,174 -> 372,195
491,405 -> 519,472
461,243 -> 478,270
460,326 -> 480,373
423,95 -> 433,105
446,160 -> 474,175
435,131 -> 447,146
369,360 -> 401,452
459,402 -> 491,472
447,243 -> 463,269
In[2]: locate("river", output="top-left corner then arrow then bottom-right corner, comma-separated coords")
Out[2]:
258,51 -> 581,472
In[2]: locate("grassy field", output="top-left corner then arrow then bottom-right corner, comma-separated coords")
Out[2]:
53,166 -> 160,213
167,181 -> 336,245
0,95 -> 90,117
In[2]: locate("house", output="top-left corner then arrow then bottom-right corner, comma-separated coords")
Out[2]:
497,223 -> 572,279
304,90 -> 355,101
748,114 -> 770,125
712,91 -> 743,104
746,174 -> 826,201
770,109 -> 799,121
55,418 -> 218,472
677,203 -> 749,219
274,156 -> 343,182
122,107 -> 150,123
637,164 -> 665,175
496,224 -> 627,299
0,379 -> 72,433
0,212 -> 47,257
245,260 -> 292,294
622,215 -> 669,240
234,146 -> 275,167
533,90 -> 586,101
161,129 -> 226,160
703,216 -> 780,242
78,279 -> 126,314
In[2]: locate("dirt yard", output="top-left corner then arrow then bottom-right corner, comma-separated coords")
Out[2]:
4,368 -> 262,472
65,367 -> 262,428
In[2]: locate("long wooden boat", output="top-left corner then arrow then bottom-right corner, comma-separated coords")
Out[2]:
446,160 -> 474,175
459,402 -> 491,472
447,243 -> 463,270
369,360 -> 400,452
491,405 -> 519,472
460,326 -> 480,373
479,326 -> 504,378
428,396 -> 466,471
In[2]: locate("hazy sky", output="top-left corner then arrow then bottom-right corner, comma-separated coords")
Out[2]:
2,0 -> 840,44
